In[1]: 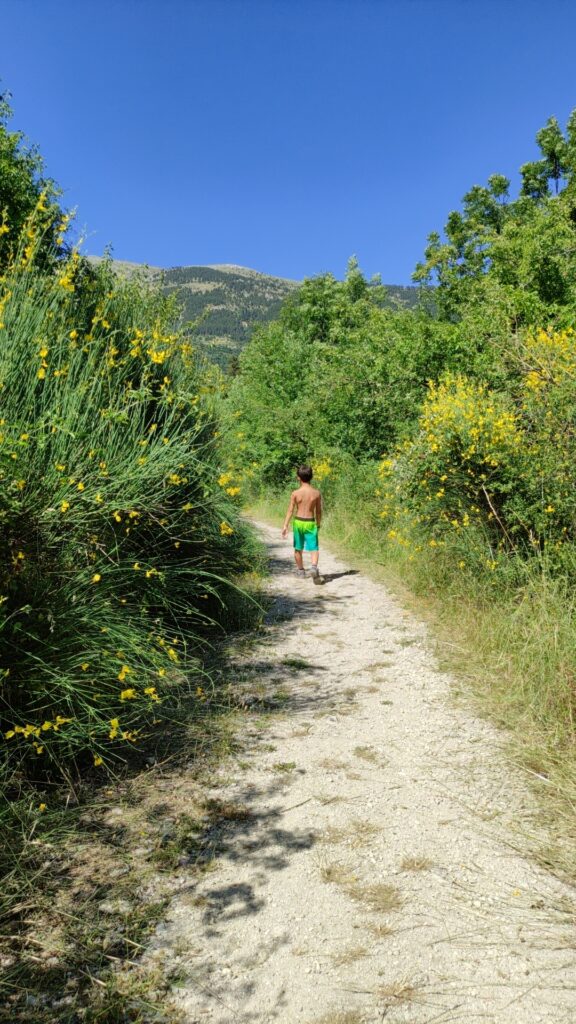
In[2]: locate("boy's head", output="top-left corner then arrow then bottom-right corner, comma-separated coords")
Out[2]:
297,464 -> 313,484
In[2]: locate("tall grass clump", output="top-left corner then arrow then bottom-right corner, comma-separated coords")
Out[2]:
0,213 -> 255,782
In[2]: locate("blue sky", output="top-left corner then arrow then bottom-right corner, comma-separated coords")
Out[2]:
1,0 -> 575,282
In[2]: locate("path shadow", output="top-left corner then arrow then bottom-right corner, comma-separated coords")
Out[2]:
318,569 -> 359,584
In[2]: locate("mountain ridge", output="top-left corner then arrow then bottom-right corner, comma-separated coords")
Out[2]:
88,257 -> 419,368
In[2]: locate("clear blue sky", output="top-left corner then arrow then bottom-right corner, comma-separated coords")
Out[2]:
1,0 -> 575,282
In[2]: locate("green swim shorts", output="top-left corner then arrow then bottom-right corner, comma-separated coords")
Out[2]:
293,517 -> 319,552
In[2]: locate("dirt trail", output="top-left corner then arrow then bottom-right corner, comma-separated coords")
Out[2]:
147,523 -> 576,1023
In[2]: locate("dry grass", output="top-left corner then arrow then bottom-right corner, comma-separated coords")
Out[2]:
320,862 -> 358,886
203,798 -> 253,821
320,819 -> 380,848
353,745 -> 379,763
331,945 -> 368,966
314,793 -> 347,805
313,1013 -> 363,1024
335,704 -> 358,717
345,881 -> 403,913
319,757 -> 349,771
366,921 -> 393,938
401,854 -> 434,871
377,979 -> 418,1004
291,723 -> 314,737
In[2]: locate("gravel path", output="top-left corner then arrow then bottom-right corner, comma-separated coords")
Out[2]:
149,523 -> 576,1023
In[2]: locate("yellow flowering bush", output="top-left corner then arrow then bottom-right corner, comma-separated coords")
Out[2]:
379,333 -> 576,565
380,375 -> 523,545
0,231 -> 254,774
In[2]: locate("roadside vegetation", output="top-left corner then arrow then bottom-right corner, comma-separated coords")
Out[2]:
227,111 -> 576,870
0,97 -> 263,1020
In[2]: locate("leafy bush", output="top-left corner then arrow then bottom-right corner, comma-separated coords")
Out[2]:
0,223 -> 253,777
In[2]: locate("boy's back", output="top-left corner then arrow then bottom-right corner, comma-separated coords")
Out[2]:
292,482 -> 321,520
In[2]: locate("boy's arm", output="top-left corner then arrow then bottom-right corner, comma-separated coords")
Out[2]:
315,492 -> 322,528
281,493 -> 296,537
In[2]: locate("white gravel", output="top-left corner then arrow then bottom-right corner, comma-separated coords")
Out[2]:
148,522 -> 576,1023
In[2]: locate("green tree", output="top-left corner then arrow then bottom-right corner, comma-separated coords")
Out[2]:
0,93 -> 66,270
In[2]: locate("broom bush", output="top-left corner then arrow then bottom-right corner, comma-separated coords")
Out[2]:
0,212 -> 255,780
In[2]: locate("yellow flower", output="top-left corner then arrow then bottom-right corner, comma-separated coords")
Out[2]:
77,481 -> 85,491
109,718 -> 120,739
92,573 -> 102,583
81,662 -> 90,671
93,754 -> 103,766
69,329 -> 78,340
60,500 -> 70,512
119,688 -> 137,701
37,367 -> 46,380
219,521 -> 234,536
148,349 -> 167,364
95,492 -> 103,504
545,504 -> 555,513
144,686 -> 160,702
117,665 -> 131,682
38,803 -> 47,813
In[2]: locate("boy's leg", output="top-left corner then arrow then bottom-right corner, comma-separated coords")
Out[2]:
294,549 -> 304,570
307,528 -> 321,581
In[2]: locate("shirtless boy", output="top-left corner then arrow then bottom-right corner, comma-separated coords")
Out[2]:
281,465 -> 322,582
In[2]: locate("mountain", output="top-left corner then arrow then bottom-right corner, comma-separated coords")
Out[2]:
88,258 -> 421,369
162,264 -> 298,369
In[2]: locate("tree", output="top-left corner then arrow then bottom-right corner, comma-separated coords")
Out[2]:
0,93 -> 66,270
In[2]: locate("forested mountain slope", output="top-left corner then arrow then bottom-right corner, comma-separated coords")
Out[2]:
88,258 -> 420,367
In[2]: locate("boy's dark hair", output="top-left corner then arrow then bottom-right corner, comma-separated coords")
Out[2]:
297,464 -> 313,483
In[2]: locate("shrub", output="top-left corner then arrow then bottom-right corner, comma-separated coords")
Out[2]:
0,230 -> 253,776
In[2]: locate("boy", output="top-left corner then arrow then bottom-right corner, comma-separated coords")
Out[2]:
281,465 -> 322,582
